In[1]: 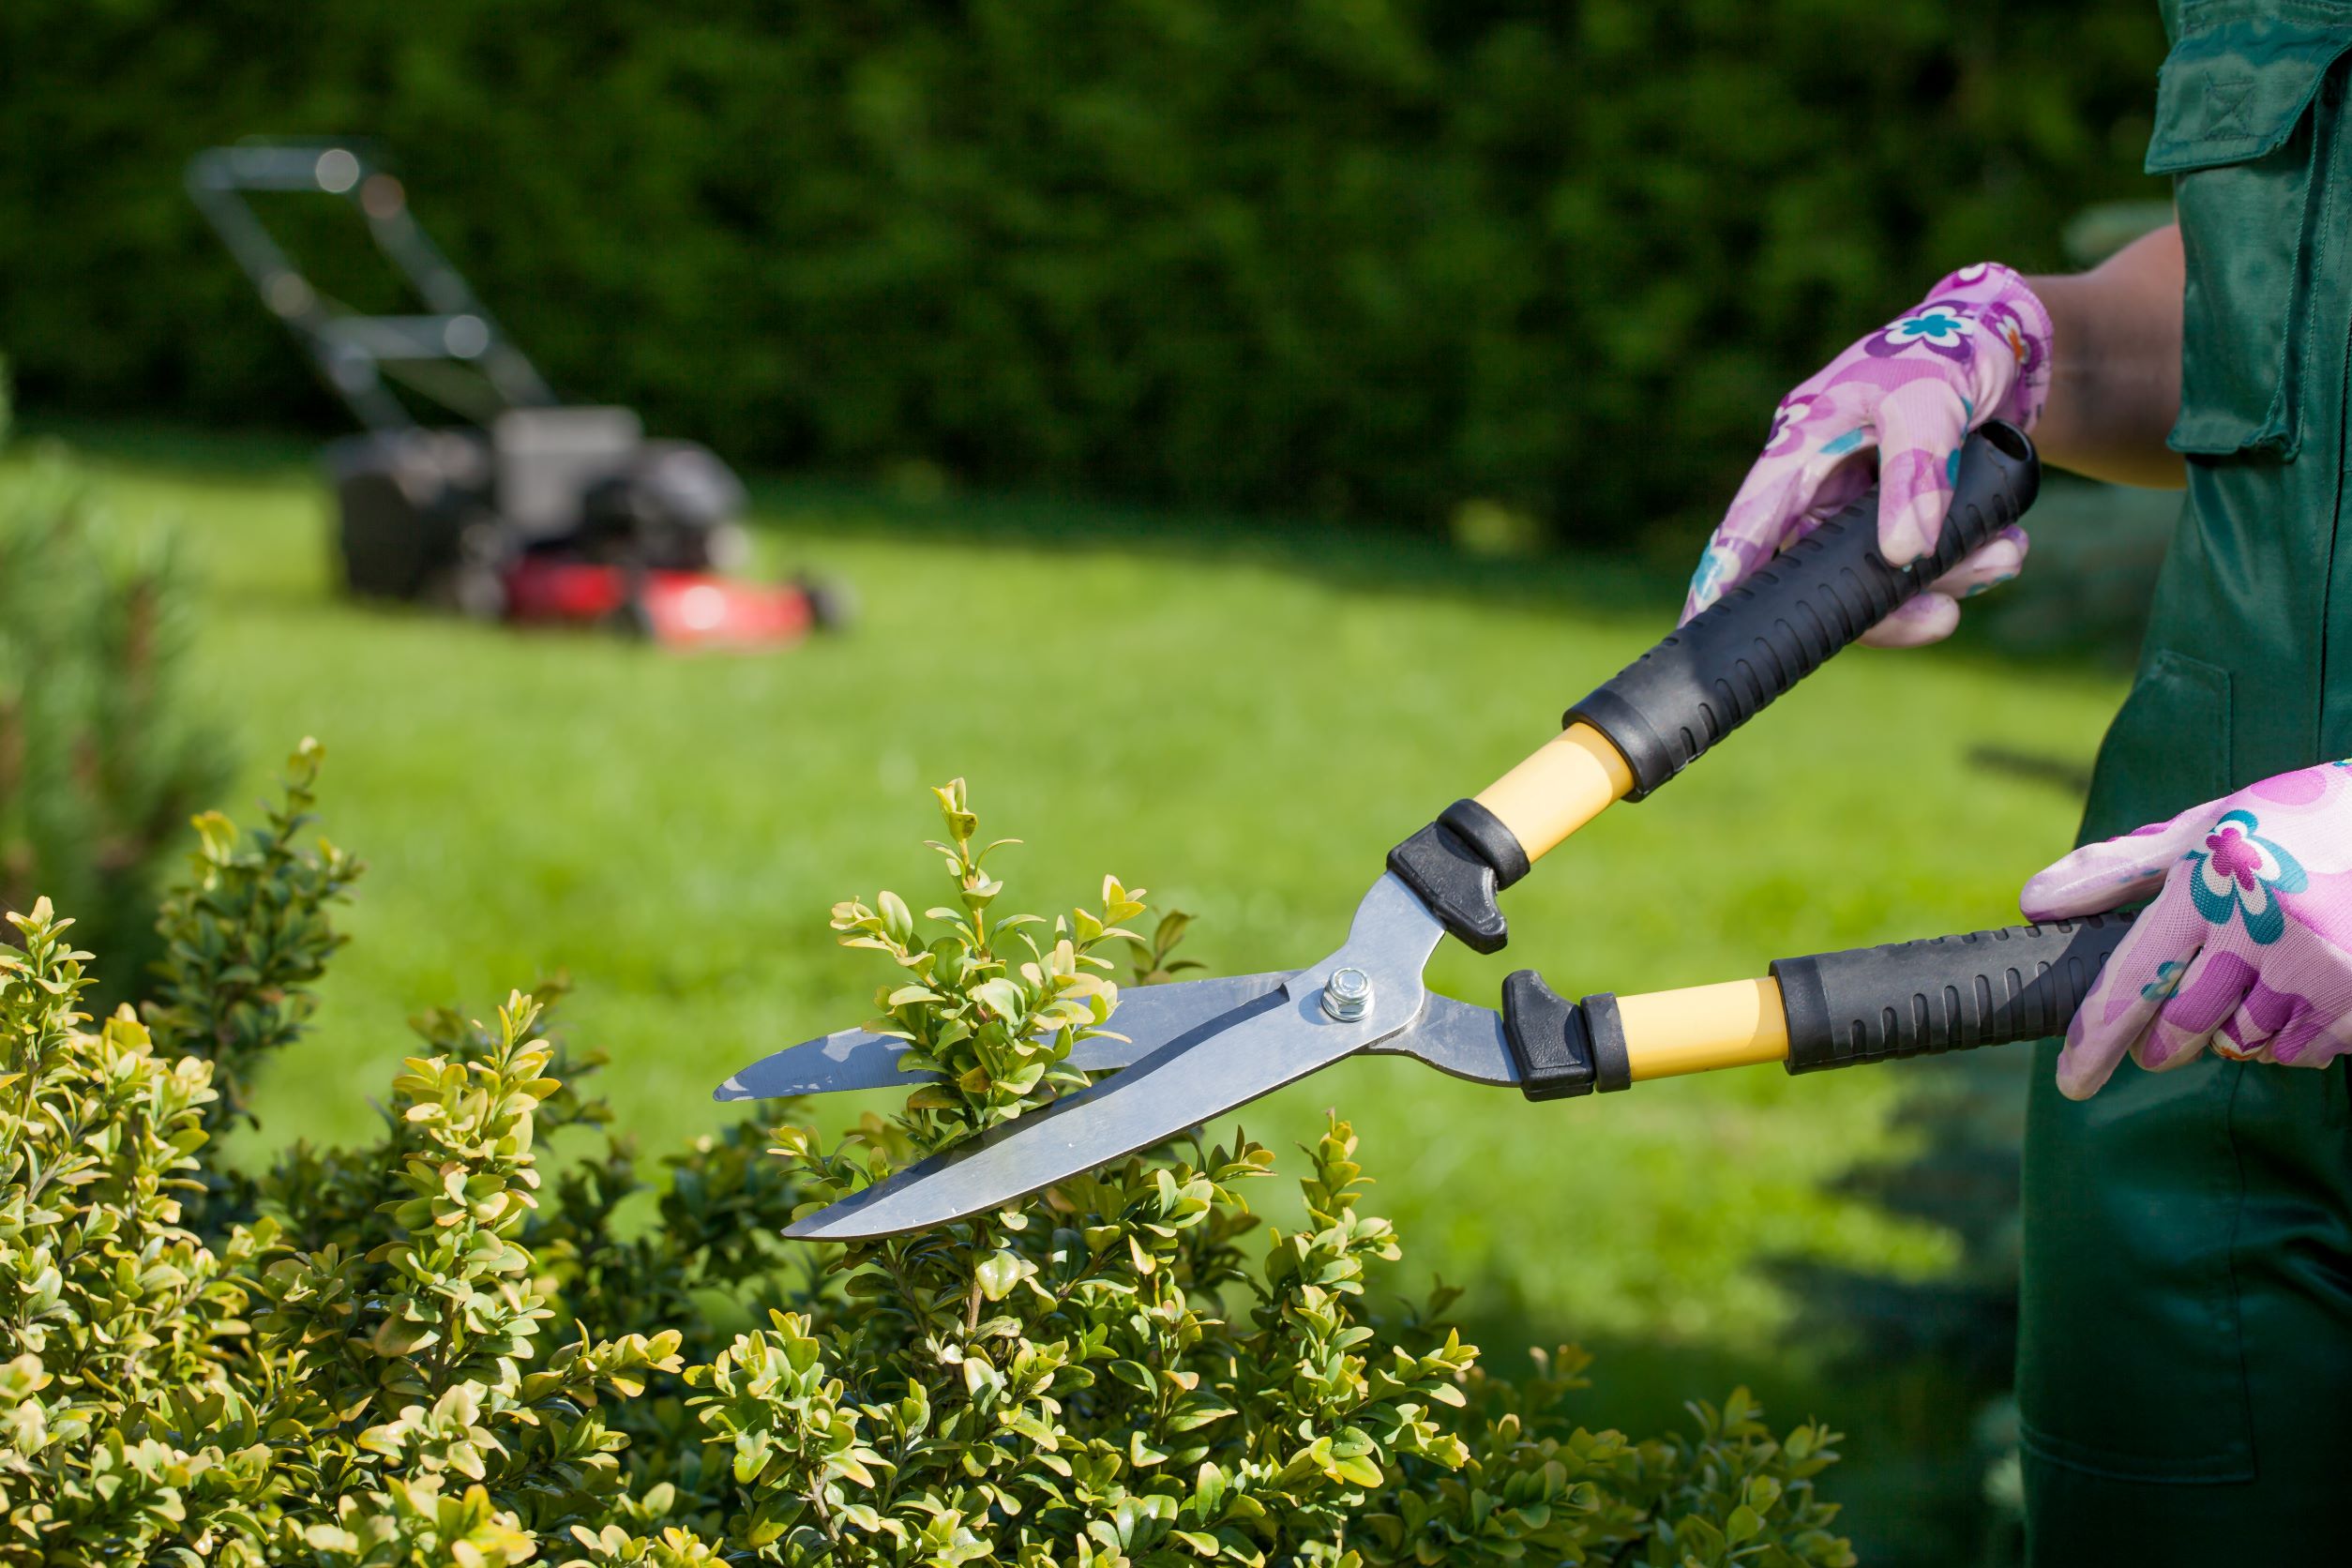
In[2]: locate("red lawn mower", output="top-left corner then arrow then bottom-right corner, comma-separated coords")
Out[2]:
188,141 -> 847,649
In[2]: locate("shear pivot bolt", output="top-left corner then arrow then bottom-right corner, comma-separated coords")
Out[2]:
1321,967 -> 1373,1021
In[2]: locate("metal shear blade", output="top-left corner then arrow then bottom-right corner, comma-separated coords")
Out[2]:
712,972 -> 1295,1100
770,872 -> 1516,1240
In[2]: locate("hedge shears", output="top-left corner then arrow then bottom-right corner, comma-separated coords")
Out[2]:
722,422 -> 2125,1241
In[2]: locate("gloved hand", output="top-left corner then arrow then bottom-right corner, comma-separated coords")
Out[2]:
2021,761 -> 2352,1099
1683,263 -> 2054,647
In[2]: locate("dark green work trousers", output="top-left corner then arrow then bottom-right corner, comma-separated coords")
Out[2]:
2020,4 -> 2352,1556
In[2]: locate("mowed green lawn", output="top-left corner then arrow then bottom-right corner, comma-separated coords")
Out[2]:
18,429 -> 2128,1354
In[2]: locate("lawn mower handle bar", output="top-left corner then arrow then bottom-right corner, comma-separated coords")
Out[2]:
1502,911 -> 2133,1100
1387,420 -> 2039,955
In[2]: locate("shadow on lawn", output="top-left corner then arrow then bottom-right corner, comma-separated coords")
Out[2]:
753,470 -> 1690,629
749,464 -> 2174,681
26,412 -> 2174,681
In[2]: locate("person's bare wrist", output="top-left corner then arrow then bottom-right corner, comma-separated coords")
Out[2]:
2023,225 -> 2185,490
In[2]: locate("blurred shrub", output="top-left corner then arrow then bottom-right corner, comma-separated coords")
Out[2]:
0,376 -> 231,997
1,0 -> 2164,543
0,756 -> 1858,1563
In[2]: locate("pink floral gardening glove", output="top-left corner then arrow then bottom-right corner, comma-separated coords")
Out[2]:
1683,263 -> 2054,648
2021,761 -> 2352,1100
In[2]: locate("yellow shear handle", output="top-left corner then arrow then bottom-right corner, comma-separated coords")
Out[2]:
1615,977 -> 1788,1081
1470,726 -> 1787,1082
1471,721 -> 1635,865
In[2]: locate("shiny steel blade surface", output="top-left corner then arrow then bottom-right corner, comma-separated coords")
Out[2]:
1368,990 -> 1519,1087
712,972 -> 1291,1100
785,873 -> 1446,1240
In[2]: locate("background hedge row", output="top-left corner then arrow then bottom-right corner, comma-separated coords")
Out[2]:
2,0 -> 2167,544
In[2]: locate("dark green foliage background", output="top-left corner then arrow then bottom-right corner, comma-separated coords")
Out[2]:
2,0 -> 2166,542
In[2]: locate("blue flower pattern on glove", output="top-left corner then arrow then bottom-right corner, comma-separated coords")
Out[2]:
1686,543 -> 1738,610
2186,808 -> 2308,945
1864,303 -> 1975,363
2138,957 -> 2189,1003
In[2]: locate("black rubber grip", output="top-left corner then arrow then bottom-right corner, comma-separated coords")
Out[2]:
1568,420 -> 2039,800
1772,912 -> 2132,1075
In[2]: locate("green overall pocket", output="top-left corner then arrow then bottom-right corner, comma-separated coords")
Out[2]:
2145,7 -> 2352,457
2078,648 -> 2234,839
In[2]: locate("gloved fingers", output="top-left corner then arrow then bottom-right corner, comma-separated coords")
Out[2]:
1780,456 -> 1877,551
1683,387 -> 1880,621
2020,810 -> 2209,921
1858,592 -> 1960,649
2259,1008 -> 2352,1068
2053,897 -> 2201,1099
1847,455 -> 2019,646
1871,380 -> 1976,565
1681,462 -> 1809,622
2135,945 -> 2258,1074
1925,524 -> 2029,600
2217,960 -> 2352,1065
2216,984 -> 2300,1062
2135,1018 -> 2224,1078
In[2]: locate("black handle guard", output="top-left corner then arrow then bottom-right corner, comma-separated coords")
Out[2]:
1772,912 -> 2132,1074
1500,970 -> 1631,1100
1569,420 -> 2040,801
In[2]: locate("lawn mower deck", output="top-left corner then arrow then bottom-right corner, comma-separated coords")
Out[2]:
190,140 -> 844,650
503,557 -> 837,646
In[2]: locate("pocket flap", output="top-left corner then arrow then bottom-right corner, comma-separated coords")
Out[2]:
2145,17 -> 2352,174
